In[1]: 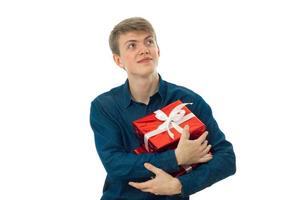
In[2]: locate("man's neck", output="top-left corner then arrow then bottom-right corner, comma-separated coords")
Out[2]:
128,73 -> 159,105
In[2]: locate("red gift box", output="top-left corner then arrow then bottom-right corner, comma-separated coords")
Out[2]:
132,100 -> 207,177
133,100 -> 206,153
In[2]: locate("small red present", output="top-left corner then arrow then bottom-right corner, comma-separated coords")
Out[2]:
132,100 -> 207,177
133,100 -> 206,152
134,145 -> 199,177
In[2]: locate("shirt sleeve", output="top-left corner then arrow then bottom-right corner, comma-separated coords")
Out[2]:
90,100 -> 180,182
177,96 -> 236,197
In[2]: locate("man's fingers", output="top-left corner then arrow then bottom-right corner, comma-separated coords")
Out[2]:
203,144 -> 212,154
141,188 -> 152,193
129,180 -> 152,190
144,163 -> 162,175
128,181 -> 146,190
198,153 -> 213,163
181,125 -> 190,140
196,131 -> 208,143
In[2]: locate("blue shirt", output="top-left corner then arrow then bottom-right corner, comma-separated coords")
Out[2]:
90,75 -> 236,200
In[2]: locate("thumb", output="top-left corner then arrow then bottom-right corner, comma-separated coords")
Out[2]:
144,163 -> 161,175
180,125 -> 190,140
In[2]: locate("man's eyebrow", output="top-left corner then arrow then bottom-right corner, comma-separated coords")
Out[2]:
144,35 -> 153,40
123,35 -> 154,46
124,39 -> 137,46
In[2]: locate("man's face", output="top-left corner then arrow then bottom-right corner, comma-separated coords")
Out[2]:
113,31 -> 160,78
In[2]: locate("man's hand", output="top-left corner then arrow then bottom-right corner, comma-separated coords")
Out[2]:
128,163 -> 182,196
175,125 -> 212,165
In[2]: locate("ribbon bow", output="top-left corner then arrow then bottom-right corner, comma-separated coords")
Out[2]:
143,102 -> 194,152
154,103 -> 192,139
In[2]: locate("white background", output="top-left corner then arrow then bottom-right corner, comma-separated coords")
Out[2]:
1,0 -> 299,199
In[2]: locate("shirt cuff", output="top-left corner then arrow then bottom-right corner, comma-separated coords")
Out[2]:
177,174 -> 190,197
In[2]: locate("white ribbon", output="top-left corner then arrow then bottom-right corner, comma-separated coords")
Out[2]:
182,165 -> 193,173
144,102 -> 194,152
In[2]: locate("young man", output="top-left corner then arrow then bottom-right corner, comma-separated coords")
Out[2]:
90,17 -> 236,200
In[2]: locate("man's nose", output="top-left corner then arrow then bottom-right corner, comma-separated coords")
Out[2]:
139,45 -> 150,55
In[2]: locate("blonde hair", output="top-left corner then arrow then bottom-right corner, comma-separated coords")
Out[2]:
109,17 -> 157,55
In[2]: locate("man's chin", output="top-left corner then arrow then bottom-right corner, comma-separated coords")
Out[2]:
130,69 -> 158,78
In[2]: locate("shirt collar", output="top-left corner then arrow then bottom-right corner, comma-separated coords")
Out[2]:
122,79 -> 132,108
121,74 -> 166,108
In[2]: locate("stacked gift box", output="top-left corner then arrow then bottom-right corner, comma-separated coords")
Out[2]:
133,100 -> 207,177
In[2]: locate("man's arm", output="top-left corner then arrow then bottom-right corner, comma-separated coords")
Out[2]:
177,98 -> 236,196
90,100 -> 180,181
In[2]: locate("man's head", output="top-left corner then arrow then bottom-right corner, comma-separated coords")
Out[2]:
109,17 -> 157,56
109,17 -> 160,78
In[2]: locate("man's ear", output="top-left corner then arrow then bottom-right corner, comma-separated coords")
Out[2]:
113,54 -> 124,68
157,46 -> 160,57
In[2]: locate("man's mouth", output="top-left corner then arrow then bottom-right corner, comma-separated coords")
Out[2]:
137,57 -> 152,63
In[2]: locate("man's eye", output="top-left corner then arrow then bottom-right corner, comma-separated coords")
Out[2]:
147,39 -> 154,45
128,43 -> 136,49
